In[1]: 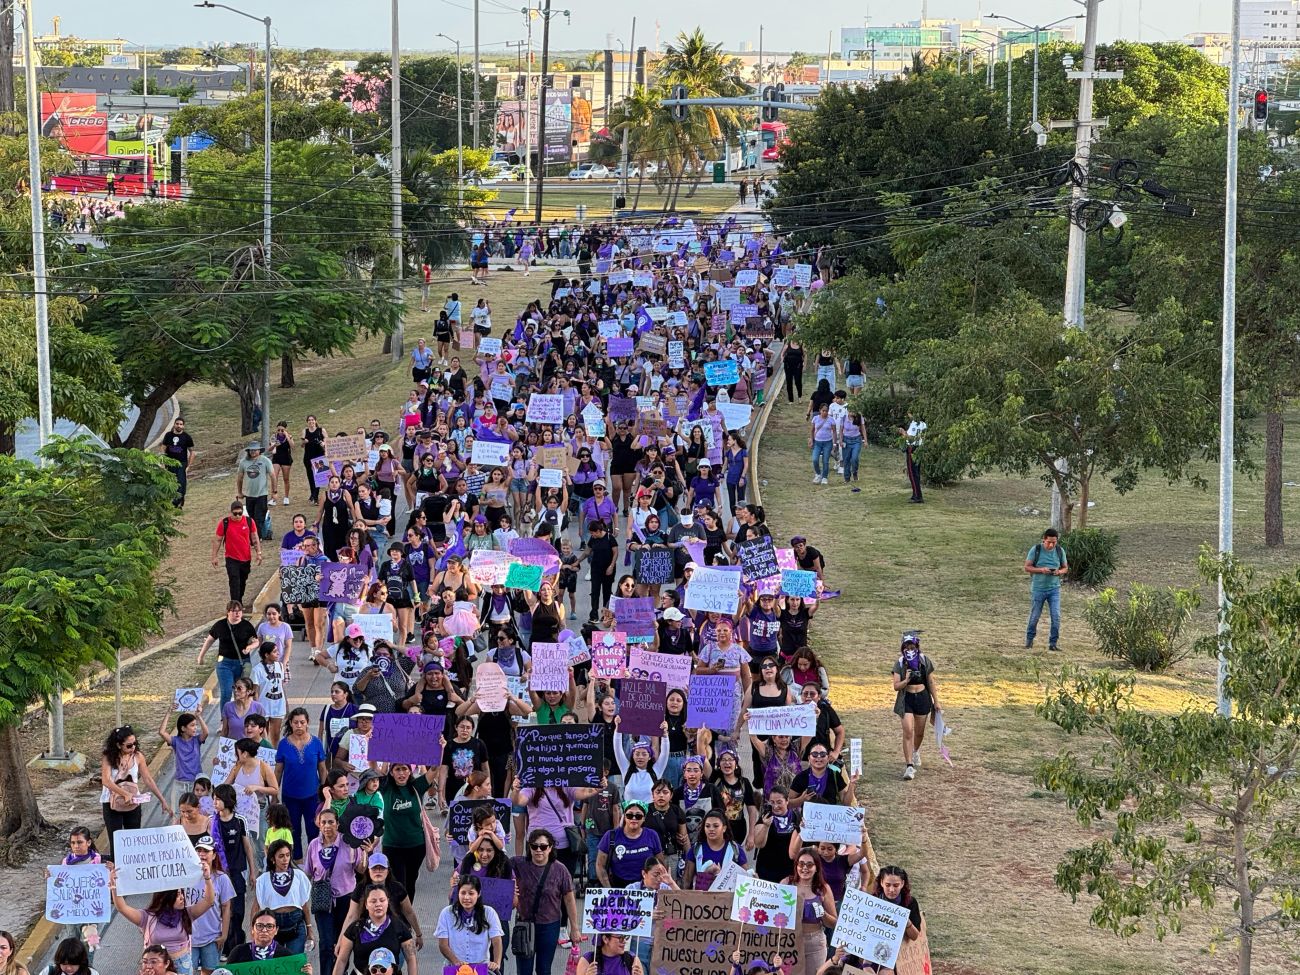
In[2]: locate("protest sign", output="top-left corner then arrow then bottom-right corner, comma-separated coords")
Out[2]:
634,546 -> 675,586
350,613 -> 394,645
709,859 -> 750,893
591,631 -> 628,680
627,647 -> 692,689
735,269 -> 760,287
684,567 -> 742,614
348,733 -> 369,767
526,394 -> 565,425
704,360 -> 740,386
479,337 -> 503,356
639,333 -> 668,356
479,876 -> 515,927
471,440 -> 512,467
831,887 -> 912,969
447,798 -> 514,845
515,723 -> 604,787
736,537 -> 779,584
279,564 -> 320,604
529,642 -> 570,692
653,891 -> 800,975
581,403 -> 605,427
585,415 -> 606,437
850,738 -> 863,776
710,311 -> 729,333
731,876 -> 799,930
618,678 -> 667,738
567,633 -> 591,665
508,538 -> 561,576
582,888 -> 656,937
310,456 -> 333,488
793,263 -> 813,288
717,287 -> 741,310
780,569 -> 818,598
114,826 -> 204,895
458,329 -> 477,349
746,703 -> 818,737
611,595 -> 656,642
44,863 -> 111,924
668,341 -> 686,368
771,267 -> 795,287
279,548 -> 303,567
633,271 -> 655,288
226,954 -> 310,975
504,562 -> 543,591
211,737 -> 237,782
607,336 -> 634,358
775,547 -> 797,570
729,304 -> 758,325
668,310 -> 689,327
535,468 -> 564,490
469,549 -> 517,587
325,435 -> 367,464
173,687 -> 204,712
799,804 -> 866,845
476,662 -> 508,712
368,713 -> 445,765
489,379 -> 515,403
598,320 -> 623,339
719,403 -> 753,431
608,396 -> 640,424
687,674 -> 737,729
533,444 -> 568,473
644,306 -> 669,322
318,562 -> 368,603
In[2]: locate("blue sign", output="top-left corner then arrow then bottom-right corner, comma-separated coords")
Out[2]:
704,360 -> 740,386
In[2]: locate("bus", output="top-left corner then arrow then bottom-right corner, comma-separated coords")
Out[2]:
759,120 -> 790,162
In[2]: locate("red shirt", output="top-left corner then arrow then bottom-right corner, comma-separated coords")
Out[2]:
217,516 -> 256,562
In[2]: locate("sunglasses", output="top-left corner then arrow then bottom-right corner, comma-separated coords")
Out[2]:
798,861 -> 817,869
623,812 -> 645,820
810,751 -> 828,758
530,843 -> 552,851
371,967 -> 391,974
122,741 -> 138,750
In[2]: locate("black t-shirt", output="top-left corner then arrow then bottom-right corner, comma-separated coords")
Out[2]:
754,811 -> 800,882
209,618 -> 258,661
350,875 -> 409,907
586,534 -> 617,570
303,426 -> 326,460
796,546 -> 824,571
380,560 -> 415,602
163,431 -> 194,465
342,916 -> 412,972
442,736 -> 490,796
645,803 -> 685,857
805,702 -> 842,757
476,710 -> 516,758
216,813 -> 249,877
790,766 -> 849,804
711,776 -> 755,844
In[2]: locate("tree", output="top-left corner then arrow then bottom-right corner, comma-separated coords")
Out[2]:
0,439 -> 178,860
770,71 -> 1033,273
655,29 -> 749,143
167,94 -> 368,155
900,293 -> 1217,530
607,85 -> 662,210
348,55 -> 497,156
402,146 -> 496,266
1036,552 -> 1300,975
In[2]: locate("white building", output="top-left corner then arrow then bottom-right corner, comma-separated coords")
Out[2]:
1243,1 -> 1300,43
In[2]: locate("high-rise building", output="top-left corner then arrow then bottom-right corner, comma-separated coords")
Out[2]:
1242,1 -> 1300,43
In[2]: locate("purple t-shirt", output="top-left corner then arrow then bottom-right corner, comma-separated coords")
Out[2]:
222,700 -> 265,733
597,827 -> 663,884
687,842 -> 746,890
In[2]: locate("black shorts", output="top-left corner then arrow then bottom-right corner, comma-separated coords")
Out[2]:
301,599 -> 324,610
902,688 -> 933,716
389,596 -> 414,610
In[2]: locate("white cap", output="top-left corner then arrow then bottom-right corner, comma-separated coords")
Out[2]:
662,607 -> 685,622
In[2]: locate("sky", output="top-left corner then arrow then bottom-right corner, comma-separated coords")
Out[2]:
40,1 -> 1228,55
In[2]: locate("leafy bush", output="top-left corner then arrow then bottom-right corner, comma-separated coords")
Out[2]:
1083,583 -> 1200,672
1060,527 -> 1119,586
850,387 -> 969,486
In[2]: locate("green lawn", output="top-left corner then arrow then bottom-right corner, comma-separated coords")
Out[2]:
757,378 -> 1300,975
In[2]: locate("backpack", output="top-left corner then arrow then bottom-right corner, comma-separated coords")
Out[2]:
1029,543 -> 1065,568
220,516 -> 256,548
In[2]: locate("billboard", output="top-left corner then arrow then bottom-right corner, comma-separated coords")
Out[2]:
571,89 -> 592,145
495,100 -> 526,152
41,93 -> 107,155
541,87 -> 571,163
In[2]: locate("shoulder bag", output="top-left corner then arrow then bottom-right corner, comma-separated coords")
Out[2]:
511,860 -> 553,958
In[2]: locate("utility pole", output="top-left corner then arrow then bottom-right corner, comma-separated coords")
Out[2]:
439,34 -> 465,206
389,0 -> 404,361
473,0 -> 480,149
23,0 -> 79,769
524,3 -> 533,213
1005,37 -> 1012,130
1063,0 -> 1100,330
533,0 -> 553,228
1216,0 -> 1243,718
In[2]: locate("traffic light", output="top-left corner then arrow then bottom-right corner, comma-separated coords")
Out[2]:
671,84 -> 688,122
1254,89 -> 1268,123
514,74 -> 526,98
761,85 -> 776,123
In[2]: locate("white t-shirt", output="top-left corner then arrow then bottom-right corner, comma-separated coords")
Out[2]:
434,904 -> 503,964
829,402 -> 849,432
329,645 -> 372,688
254,869 -> 312,910
471,305 -> 492,330
251,660 -> 287,718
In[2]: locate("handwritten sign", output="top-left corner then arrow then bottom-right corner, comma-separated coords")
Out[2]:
479,876 -> 515,929
731,876 -> 799,930
469,549 -> 518,587
591,631 -> 628,680
611,596 -> 656,642
279,564 -> 320,605
447,798 -> 514,845
618,678 -> 667,738
226,954 -> 311,975
719,403 -> 753,430
526,393 -> 565,425
504,562 -> 543,591
350,613 -> 394,645
716,287 -> 741,310
44,863 -> 111,924
668,341 -> 686,369
582,887 -> 656,937
709,859 -> 750,893
479,337 -> 503,356
607,336 -> 634,358
634,546 -> 676,586
173,687 -> 204,712
799,804 -> 866,846
684,567 -> 742,614
746,703 -> 818,737
608,396 -> 640,424
211,737 -> 237,782
736,537 -> 779,584
114,826 -> 204,895
653,891 -> 800,975
476,662 -> 508,712
318,562 -> 367,603
368,713 -> 445,765
771,267 -> 795,287
538,468 -> 565,489
687,674 -> 736,730
529,642 -> 570,693
515,723 -> 604,787
471,440 -> 512,467
627,647 -> 692,689
325,435 -> 367,464
831,887 -> 912,970
850,738 -> 862,777
598,320 -> 623,339
793,263 -> 813,288
704,360 -> 740,386
735,269 -> 760,288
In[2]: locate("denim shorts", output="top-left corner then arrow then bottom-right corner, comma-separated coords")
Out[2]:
190,942 -> 221,972
511,477 -> 530,493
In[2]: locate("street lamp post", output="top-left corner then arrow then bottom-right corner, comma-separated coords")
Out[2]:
438,33 -> 465,206
196,2 -> 273,450
990,13 -> 1084,135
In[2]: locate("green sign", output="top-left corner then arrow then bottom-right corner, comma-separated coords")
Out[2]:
226,953 -> 309,975
713,161 -> 726,184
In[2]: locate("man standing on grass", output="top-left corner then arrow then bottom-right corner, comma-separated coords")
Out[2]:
1025,528 -> 1068,652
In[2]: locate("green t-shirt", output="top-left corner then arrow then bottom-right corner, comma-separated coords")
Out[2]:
1027,543 -> 1067,593
379,777 -> 431,849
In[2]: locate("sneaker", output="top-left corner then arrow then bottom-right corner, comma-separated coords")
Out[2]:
569,612 -> 577,620
812,474 -> 821,484
584,572 -> 591,581
902,764 -> 915,781
835,465 -> 844,473
912,749 -> 922,768
283,496 -> 290,504
820,476 -> 829,485
1049,644 -> 1061,652
1024,642 -> 1034,649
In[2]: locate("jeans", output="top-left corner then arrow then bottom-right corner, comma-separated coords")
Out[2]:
283,793 -> 320,861
841,437 -> 863,481
173,464 -> 188,508
245,494 -> 268,537
225,556 -> 251,602
314,898 -> 350,975
515,919 -> 563,975
905,445 -> 923,501
216,658 -> 245,710
1026,588 -> 1062,647
274,908 -> 306,956
586,834 -> 602,882
811,440 -> 833,480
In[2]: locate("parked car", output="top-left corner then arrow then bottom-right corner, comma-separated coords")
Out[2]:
567,163 -> 611,180
613,161 -> 657,178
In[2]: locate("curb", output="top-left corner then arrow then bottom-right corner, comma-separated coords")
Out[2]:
748,343 -> 787,509
17,570 -> 279,969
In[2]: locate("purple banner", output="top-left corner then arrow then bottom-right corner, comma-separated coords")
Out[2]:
607,336 -> 634,358
687,674 -> 736,730
368,713 -> 445,766
318,562 -> 368,603
612,596 -> 656,642
618,678 -> 667,738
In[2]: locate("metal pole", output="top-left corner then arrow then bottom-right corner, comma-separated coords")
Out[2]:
1005,38 -> 1012,131
23,0 -> 65,762
1064,0 -> 1100,330
472,0 -> 480,149
142,42 -> 148,97
524,4 -> 533,213
759,25 -> 763,87
260,15 -> 271,449
1217,0 -> 1242,719
390,0 -> 404,361
1031,29 -> 1040,129
533,0 -> 552,228
455,40 -> 464,206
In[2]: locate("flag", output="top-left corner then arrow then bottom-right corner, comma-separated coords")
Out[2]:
634,306 -> 654,335
685,382 -> 709,421
436,517 -> 467,571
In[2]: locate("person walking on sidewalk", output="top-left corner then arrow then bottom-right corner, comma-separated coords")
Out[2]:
162,417 -> 195,508
237,443 -> 274,533
212,500 -> 262,604
1025,528 -> 1068,652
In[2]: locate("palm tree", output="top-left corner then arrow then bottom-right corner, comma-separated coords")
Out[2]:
609,85 -> 661,210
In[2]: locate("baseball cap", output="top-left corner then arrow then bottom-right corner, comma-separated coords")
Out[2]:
368,948 -> 397,968
194,835 -> 216,851
684,562 -> 699,572
662,607 -> 685,622
369,852 -> 389,869
346,623 -> 364,638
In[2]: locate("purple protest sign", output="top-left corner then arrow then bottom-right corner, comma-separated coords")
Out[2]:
479,876 -> 515,926
608,396 -> 640,424
618,678 -> 667,737
368,713 -> 445,765
509,537 -> 562,576
687,674 -> 736,730
607,336 -> 634,358
310,456 -> 333,488
612,596 -> 656,643
318,562 -> 368,603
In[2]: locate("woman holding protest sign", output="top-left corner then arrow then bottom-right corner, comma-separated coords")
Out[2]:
784,850 -> 838,975
109,861 -> 215,975
512,778 -> 597,877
